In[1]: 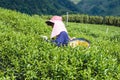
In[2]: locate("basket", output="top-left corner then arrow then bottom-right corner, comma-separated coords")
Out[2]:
69,38 -> 90,48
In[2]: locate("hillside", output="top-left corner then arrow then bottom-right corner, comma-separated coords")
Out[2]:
0,8 -> 120,79
77,0 -> 120,16
0,0 -> 120,16
0,0 -> 80,15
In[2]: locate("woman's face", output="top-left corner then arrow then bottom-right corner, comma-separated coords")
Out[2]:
51,23 -> 54,28
46,21 -> 54,27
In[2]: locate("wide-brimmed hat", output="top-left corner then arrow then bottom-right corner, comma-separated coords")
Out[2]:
46,16 -> 62,26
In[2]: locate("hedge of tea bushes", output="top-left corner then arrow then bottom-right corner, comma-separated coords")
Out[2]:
62,14 -> 120,27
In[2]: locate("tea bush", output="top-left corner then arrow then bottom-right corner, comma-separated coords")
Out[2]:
63,14 -> 120,27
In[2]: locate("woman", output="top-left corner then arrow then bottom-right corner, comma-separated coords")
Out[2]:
46,16 -> 70,47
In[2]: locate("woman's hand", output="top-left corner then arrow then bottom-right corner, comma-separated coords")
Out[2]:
69,36 -> 76,40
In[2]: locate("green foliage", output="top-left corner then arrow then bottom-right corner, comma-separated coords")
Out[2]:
63,14 -> 89,23
77,0 -> 120,16
0,0 -> 79,15
104,16 -> 120,26
63,14 -> 120,27
0,0 -> 120,16
0,8 -> 120,80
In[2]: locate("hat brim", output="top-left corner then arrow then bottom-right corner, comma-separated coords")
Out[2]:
45,21 -> 54,26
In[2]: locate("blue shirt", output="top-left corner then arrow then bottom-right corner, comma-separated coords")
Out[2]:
52,31 -> 69,47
